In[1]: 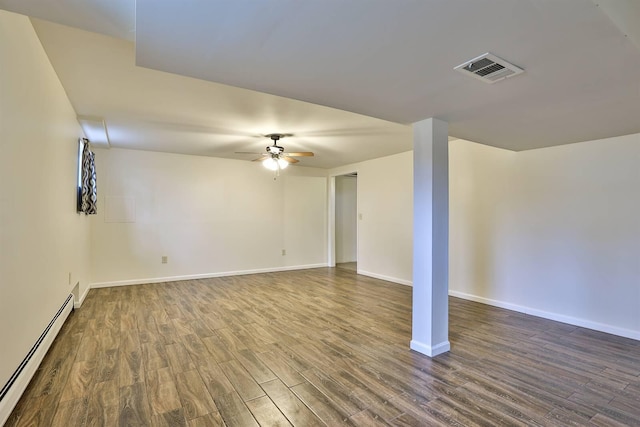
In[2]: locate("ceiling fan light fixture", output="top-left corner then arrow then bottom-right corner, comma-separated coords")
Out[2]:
263,156 -> 288,170
239,133 -> 312,174
263,157 -> 279,170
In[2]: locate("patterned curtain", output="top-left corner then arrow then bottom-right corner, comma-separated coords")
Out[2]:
79,139 -> 98,214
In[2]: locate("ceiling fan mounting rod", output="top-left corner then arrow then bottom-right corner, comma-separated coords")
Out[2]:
267,133 -> 282,142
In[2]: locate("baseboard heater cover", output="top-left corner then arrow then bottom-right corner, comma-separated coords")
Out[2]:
0,294 -> 73,424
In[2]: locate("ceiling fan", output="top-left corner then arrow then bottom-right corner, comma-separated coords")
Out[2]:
236,133 -> 314,172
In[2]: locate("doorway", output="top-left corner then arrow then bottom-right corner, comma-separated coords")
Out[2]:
334,173 -> 357,271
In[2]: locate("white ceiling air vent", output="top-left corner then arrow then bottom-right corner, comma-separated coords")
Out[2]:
454,53 -> 524,84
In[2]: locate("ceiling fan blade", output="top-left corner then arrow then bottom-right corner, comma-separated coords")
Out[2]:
285,152 -> 314,157
252,156 -> 269,162
282,156 -> 300,164
236,151 -> 265,155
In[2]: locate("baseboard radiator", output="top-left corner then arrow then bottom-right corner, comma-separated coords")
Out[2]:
0,294 -> 74,425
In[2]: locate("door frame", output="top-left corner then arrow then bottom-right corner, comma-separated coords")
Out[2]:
328,171 -> 358,267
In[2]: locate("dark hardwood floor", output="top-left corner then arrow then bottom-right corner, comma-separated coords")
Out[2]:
6,267 -> 640,426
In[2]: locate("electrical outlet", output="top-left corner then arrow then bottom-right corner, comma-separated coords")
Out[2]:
162,256 -> 168,264
282,249 -> 286,256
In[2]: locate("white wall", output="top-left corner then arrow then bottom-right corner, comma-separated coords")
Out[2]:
449,140 -> 515,300
450,135 -> 640,339
331,151 -> 413,285
0,11 -> 91,390
335,175 -> 357,263
505,134 -> 639,337
90,148 -> 327,285
283,175 -> 328,267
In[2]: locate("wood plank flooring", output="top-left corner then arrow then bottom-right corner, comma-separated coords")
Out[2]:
6,268 -> 640,426
336,263 -> 357,272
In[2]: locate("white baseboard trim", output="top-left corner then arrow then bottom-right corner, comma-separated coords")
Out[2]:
90,263 -> 329,289
449,290 -> 640,341
357,270 -> 413,287
410,339 -> 451,357
74,285 -> 90,309
0,295 -> 73,426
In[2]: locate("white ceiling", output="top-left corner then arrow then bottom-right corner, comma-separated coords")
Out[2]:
29,18 -> 414,168
1,0 -> 640,168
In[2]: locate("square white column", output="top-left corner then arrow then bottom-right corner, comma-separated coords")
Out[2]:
411,118 -> 450,357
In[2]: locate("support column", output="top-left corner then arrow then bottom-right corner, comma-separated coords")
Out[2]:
411,118 -> 450,357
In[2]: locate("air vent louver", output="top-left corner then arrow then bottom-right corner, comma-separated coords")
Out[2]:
454,53 -> 524,84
